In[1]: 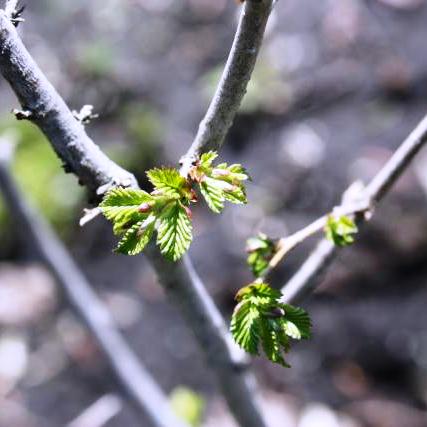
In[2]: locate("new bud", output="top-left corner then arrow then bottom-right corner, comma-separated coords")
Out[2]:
138,202 -> 152,213
212,168 -> 231,178
189,188 -> 198,202
184,206 -> 193,220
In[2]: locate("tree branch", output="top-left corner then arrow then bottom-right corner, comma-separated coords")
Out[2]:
260,196 -> 370,281
0,7 -> 267,427
0,11 -> 137,195
4,0 -> 18,19
180,0 -> 273,176
281,113 -> 427,304
147,251 -> 265,427
0,143 -> 189,427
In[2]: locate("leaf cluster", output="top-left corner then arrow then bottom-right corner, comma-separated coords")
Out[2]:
100,151 -> 249,260
100,169 -> 193,261
324,214 -> 358,246
230,282 -> 311,367
246,233 -> 277,277
190,151 -> 249,213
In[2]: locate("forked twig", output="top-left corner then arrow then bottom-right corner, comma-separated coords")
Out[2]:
281,114 -> 427,304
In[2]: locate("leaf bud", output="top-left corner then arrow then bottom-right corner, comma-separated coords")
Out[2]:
184,206 -> 193,220
138,202 -> 152,213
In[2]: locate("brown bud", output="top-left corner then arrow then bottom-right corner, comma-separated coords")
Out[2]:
189,188 -> 198,202
265,307 -> 285,318
138,202 -> 152,213
212,168 -> 231,177
184,206 -> 192,220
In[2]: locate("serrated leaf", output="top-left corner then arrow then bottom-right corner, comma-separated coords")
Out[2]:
199,179 -> 225,213
231,282 -> 312,367
260,319 -> 290,367
199,151 -> 218,168
100,188 -> 154,235
282,319 -> 301,340
230,302 -> 260,355
235,282 -> 282,303
281,304 -> 312,339
246,233 -> 277,277
325,214 -> 358,247
156,201 -> 193,261
116,215 -> 155,255
223,186 -> 247,205
147,168 -> 188,198
100,188 -> 153,221
193,151 -> 250,212
215,163 -> 251,182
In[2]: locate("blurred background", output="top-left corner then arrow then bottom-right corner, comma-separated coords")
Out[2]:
1,0 -> 427,426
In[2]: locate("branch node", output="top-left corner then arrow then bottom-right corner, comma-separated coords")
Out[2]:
179,152 -> 199,177
72,104 -> 99,125
61,162 -> 74,174
5,2 -> 25,27
80,207 -> 102,227
12,107 -> 32,120
96,176 -> 133,196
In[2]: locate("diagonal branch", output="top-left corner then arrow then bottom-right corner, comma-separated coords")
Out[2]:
148,251 -> 265,427
4,0 -> 18,18
0,10 -> 137,195
0,7 -> 268,427
180,0 -> 274,176
260,195 -> 370,281
281,113 -> 427,305
0,143 -> 189,427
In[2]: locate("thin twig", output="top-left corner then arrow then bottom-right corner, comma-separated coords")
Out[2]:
261,197 -> 371,280
280,239 -> 337,305
281,113 -> 427,304
0,144 -> 189,427
180,0 -> 274,176
0,9 -> 267,427
67,394 -> 122,427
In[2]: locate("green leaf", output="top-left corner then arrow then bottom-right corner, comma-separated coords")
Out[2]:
192,151 -> 249,212
156,201 -> 193,261
325,214 -> 358,247
199,151 -> 218,168
230,302 -> 260,355
147,168 -> 188,199
116,215 -> 155,255
214,163 -> 251,182
199,178 -> 225,213
100,188 -> 154,235
246,233 -> 277,277
170,387 -> 205,427
100,188 -> 153,221
260,319 -> 290,367
223,185 -> 247,205
235,282 -> 282,303
281,304 -> 312,339
230,282 -> 312,367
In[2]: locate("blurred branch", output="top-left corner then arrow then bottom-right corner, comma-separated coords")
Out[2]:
281,113 -> 427,305
0,145 -> 189,427
147,251 -> 265,427
0,8 -> 267,427
67,394 -> 122,427
180,0 -> 274,176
